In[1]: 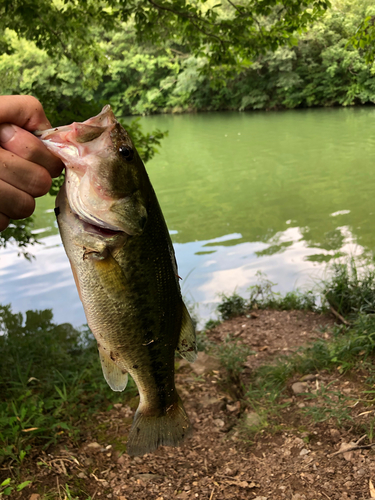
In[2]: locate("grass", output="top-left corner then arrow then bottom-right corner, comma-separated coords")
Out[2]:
214,272 -> 319,324
3,257 -> 375,468
211,260 -> 375,440
0,305 -> 137,465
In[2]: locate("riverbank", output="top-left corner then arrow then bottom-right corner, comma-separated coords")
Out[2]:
3,262 -> 375,498
4,306 -> 375,499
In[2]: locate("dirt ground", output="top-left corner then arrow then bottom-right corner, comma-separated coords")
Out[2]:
8,309 -> 375,500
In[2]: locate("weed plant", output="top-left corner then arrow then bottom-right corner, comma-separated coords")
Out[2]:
323,259 -> 375,317
0,305 -> 137,463
216,273 -> 318,322
217,293 -> 246,320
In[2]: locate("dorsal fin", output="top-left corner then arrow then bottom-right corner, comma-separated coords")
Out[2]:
176,302 -> 197,362
98,345 -> 128,392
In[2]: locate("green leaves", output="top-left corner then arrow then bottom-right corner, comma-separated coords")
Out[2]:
0,0 -> 331,68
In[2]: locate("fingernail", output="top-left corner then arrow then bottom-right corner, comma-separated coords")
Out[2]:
0,124 -> 15,144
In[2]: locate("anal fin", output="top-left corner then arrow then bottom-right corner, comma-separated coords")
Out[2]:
98,345 -> 128,392
176,302 -> 197,362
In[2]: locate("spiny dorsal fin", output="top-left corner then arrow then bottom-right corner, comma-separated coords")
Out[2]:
98,345 -> 128,392
176,302 -> 197,362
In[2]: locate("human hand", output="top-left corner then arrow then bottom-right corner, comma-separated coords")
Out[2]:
0,95 -> 64,232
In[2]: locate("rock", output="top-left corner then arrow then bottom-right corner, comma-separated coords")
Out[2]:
29,495 -> 41,500
77,472 -> 87,479
300,374 -> 318,382
113,403 -> 123,409
299,448 -> 310,456
330,428 -> 341,442
134,473 -> 162,482
226,401 -> 241,412
336,441 -> 357,461
117,455 -> 127,465
86,442 -> 101,449
213,418 -> 225,427
292,382 -> 308,395
245,412 -> 262,427
191,352 -> 221,376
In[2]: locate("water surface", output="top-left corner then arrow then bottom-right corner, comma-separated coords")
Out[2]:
1,108 -> 374,325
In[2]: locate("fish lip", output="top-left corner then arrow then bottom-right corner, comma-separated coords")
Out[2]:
33,125 -> 73,139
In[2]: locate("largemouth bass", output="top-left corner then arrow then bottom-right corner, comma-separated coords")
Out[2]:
37,106 -> 197,456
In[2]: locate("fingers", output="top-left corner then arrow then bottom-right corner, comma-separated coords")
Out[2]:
0,95 -> 64,232
0,148 -> 52,197
0,95 -> 52,132
0,124 -> 63,178
0,213 -> 10,232
0,180 -> 35,220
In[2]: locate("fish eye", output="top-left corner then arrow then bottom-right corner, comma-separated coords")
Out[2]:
119,145 -> 134,162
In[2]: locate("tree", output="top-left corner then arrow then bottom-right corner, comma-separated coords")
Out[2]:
0,0 -> 332,67
0,0 -> 332,254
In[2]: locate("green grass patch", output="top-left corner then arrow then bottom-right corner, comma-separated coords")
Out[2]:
0,305 -> 137,463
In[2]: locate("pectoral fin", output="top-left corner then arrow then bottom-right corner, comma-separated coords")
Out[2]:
176,303 -> 197,362
98,345 -> 128,392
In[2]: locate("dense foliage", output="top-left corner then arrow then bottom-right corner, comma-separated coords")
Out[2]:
0,0 -> 330,68
1,0 -> 372,120
0,305 -> 136,462
0,0 -> 373,252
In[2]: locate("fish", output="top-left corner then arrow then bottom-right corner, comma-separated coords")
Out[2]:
37,105 -> 197,456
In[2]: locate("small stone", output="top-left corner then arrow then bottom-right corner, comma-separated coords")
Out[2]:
213,418 -> 225,427
299,448 -> 310,456
297,402 -> 305,408
250,312 -> 259,319
86,442 -> 101,449
245,412 -> 262,427
292,382 -> 308,395
330,428 -> 341,442
113,403 -> 123,409
117,455 -> 126,465
356,468 -> 365,476
191,352 -> 221,376
300,374 -> 318,382
77,472 -> 87,479
29,495 -> 41,500
133,456 -> 142,463
227,401 -> 240,412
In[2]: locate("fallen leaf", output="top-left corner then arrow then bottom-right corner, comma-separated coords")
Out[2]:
86,442 -> 101,449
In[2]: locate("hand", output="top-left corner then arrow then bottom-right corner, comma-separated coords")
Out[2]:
0,95 -> 64,232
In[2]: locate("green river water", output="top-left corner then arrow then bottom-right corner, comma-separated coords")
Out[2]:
1,107 -> 375,326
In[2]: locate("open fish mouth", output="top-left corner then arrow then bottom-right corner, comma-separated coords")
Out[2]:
80,218 -> 125,238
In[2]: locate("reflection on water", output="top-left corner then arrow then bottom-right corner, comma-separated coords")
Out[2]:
1,108 -> 375,326
0,225 -> 364,327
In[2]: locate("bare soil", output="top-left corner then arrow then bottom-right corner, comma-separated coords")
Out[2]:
7,309 -> 375,500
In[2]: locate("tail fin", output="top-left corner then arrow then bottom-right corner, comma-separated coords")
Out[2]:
127,396 -> 192,456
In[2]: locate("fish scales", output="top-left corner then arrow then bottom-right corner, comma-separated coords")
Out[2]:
37,105 -> 197,456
